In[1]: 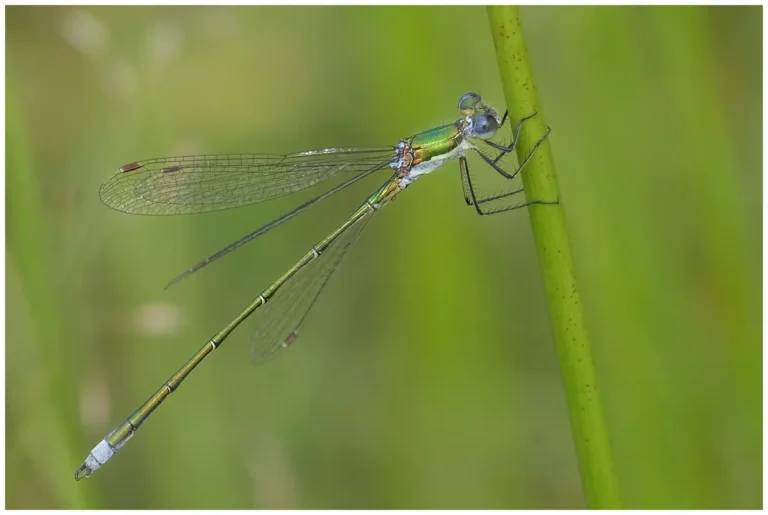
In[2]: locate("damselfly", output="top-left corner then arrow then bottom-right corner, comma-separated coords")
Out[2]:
75,92 -> 554,480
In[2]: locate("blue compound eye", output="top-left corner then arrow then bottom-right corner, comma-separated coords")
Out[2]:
470,114 -> 498,140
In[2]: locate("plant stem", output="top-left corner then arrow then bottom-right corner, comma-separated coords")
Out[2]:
487,6 -> 621,509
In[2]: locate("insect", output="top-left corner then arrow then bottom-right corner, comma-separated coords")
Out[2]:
75,92 -> 553,480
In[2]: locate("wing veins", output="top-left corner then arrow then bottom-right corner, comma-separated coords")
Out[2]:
101,148 -> 394,215
165,160 -> 390,288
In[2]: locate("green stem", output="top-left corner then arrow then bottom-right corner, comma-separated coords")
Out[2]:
487,6 -> 621,509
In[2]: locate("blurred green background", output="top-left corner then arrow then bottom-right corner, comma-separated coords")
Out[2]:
6,5 -> 761,509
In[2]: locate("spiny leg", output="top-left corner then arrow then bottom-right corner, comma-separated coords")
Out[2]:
460,156 -> 525,215
498,110 -> 509,128
484,111 -> 539,165
473,124 -> 551,182
477,197 -> 559,215
459,156 -> 473,205
476,188 -> 525,205
460,156 -> 483,215
459,156 -> 558,216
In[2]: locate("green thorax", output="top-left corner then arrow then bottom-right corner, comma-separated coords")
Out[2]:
409,123 -> 462,165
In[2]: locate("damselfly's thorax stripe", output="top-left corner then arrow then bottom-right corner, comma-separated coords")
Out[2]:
390,122 -> 466,187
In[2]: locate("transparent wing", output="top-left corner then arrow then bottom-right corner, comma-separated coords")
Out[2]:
249,209 -> 375,365
99,148 -> 394,215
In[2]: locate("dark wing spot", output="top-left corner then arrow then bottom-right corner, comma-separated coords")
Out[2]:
119,162 -> 143,173
160,166 -> 182,174
282,331 -> 299,348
